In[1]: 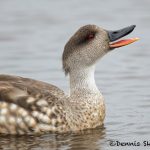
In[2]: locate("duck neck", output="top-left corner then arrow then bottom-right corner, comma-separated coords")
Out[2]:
69,65 -> 99,95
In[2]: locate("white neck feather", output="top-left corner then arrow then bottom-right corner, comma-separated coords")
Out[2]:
69,65 -> 99,95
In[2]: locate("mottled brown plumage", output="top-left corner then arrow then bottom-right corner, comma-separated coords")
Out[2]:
0,75 -> 69,134
0,74 -> 105,134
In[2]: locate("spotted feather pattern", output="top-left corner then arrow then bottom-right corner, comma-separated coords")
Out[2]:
0,75 -> 69,134
0,75 -> 105,134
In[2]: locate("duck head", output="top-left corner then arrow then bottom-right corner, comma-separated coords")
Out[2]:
63,24 -> 139,75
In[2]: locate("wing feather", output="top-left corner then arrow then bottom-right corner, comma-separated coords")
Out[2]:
0,75 -> 68,134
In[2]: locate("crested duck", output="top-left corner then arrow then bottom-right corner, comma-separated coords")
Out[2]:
0,24 -> 139,134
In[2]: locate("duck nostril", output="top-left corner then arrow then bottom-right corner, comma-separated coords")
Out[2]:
113,31 -> 118,34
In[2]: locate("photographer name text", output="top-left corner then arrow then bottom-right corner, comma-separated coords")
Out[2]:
109,140 -> 150,147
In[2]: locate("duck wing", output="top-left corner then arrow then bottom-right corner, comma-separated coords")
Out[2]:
0,75 -> 68,134
0,74 -> 65,97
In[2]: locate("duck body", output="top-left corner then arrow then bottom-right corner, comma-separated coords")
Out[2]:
0,74 -> 105,134
0,24 -> 138,134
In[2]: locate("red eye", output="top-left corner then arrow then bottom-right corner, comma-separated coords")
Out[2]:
87,34 -> 94,40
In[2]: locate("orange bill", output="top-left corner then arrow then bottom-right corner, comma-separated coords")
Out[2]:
110,37 -> 139,48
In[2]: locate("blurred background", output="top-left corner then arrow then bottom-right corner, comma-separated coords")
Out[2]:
0,0 -> 150,150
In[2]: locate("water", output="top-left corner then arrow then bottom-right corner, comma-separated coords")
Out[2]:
0,0 -> 150,149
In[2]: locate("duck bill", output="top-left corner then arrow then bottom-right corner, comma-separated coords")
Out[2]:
109,38 -> 139,48
108,25 -> 139,48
